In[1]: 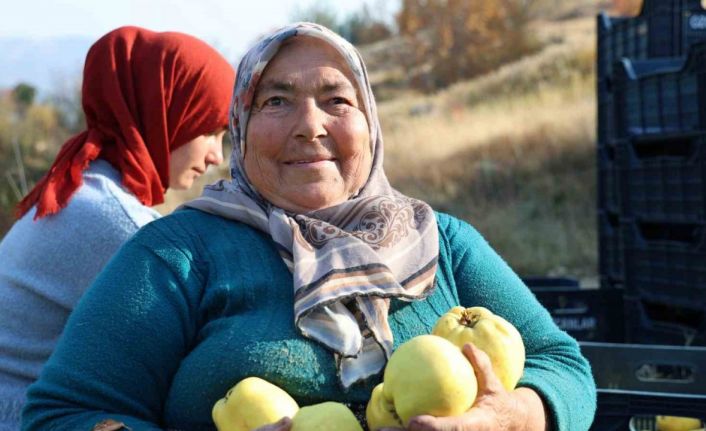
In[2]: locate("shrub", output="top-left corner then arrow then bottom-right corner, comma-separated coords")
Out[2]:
0,86 -> 73,236
290,0 -> 393,45
397,0 -> 540,90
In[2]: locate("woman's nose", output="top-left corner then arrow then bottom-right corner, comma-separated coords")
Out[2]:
294,99 -> 327,141
206,140 -> 224,166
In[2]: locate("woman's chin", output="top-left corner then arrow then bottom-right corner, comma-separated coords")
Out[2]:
277,191 -> 347,213
168,181 -> 191,191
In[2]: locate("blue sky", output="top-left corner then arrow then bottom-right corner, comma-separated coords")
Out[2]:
0,0 -> 397,60
0,0 -> 398,93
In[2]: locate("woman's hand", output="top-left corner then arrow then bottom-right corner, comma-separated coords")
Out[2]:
253,417 -> 292,431
381,343 -> 547,431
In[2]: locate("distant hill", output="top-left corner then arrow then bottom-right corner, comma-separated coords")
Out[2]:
0,36 -> 92,96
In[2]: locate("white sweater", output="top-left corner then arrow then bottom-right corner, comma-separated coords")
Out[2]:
0,160 -> 160,430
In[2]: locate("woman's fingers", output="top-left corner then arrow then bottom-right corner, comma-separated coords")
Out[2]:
462,343 -> 504,394
254,416 -> 292,431
407,414 -> 472,431
382,344 -> 512,431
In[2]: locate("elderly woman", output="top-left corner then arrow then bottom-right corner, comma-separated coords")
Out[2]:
22,23 -> 596,431
0,26 -> 234,430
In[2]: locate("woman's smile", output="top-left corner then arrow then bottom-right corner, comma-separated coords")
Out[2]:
285,158 -> 337,168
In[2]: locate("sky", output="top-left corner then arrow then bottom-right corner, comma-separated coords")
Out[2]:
0,0 -> 397,60
0,0 -> 399,93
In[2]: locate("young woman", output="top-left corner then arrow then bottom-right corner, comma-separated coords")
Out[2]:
0,25 -> 234,430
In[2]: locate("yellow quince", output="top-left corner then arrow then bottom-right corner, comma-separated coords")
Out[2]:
291,401 -> 363,431
368,334 -> 477,429
433,306 -> 525,391
656,415 -> 703,431
366,383 -> 403,430
212,377 -> 299,431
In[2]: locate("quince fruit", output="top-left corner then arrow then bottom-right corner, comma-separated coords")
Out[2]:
656,415 -> 703,431
433,306 -> 525,391
291,401 -> 363,431
212,377 -> 299,431
366,383 -> 402,430
368,334 -> 477,429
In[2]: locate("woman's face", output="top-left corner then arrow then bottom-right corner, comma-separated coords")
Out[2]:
169,130 -> 225,190
244,37 -> 372,213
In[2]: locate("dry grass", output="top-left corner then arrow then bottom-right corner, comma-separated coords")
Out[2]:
377,16 -> 598,278
160,14 -> 600,280
383,104 -> 597,278
382,79 -> 593,166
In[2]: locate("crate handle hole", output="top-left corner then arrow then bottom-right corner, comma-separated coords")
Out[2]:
642,300 -> 706,329
631,138 -> 695,160
638,222 -> 702,244
634,363 -> 695,383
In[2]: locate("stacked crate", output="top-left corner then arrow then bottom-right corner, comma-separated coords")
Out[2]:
597,0 -> 706,346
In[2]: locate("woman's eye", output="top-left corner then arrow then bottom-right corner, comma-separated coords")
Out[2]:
263,96 -> 285,107
331,97 -> 349,105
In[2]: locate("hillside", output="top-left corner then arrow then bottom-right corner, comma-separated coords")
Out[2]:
158,4 -> 605,281
379,15 -> 598,280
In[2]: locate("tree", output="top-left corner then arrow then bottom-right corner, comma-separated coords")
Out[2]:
290,1 -> 340,32
11,83 -> 36,111
0,89 -> 71,236
398,0 -> 539,90
341,3 -> 393,45
611,0 -> 642,16
290,0 -> 393,45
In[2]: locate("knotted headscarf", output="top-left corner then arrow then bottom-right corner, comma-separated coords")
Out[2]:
185,22 -> 439,388
17,26 -> 235,219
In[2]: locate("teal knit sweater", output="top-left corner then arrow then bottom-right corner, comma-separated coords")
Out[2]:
22,209 -> 596,430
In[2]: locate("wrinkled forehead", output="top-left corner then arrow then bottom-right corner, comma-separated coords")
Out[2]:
265,36 -> 357,85
256,36 -> 365,112
234,23 -> 370,113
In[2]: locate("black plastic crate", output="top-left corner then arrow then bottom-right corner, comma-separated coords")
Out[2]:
531,286 -> 625,342
581,342 -> 706,430
598,79 -> 618,144
617,133 -> 706,222
598,145 -> 621,214
597,13 -> 631,83
599,211 -> 625,286
591,392 -> 706,431
597,0 -> 706,81
624,296 -> 706,346
613,51 -> 704,139
623,220 -> 706,309
598,58 -> 685,143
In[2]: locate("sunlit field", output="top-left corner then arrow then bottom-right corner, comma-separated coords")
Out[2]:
157,14 -> 600,280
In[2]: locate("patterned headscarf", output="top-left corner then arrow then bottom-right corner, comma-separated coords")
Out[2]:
184,22 -> 438,388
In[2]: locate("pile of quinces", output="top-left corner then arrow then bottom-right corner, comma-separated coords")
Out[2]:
212,376 -> 362,431
212,306 -> 525,431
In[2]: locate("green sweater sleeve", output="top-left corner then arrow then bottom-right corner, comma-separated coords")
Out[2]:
21,222 -> 202,431
438,213 -> 596,431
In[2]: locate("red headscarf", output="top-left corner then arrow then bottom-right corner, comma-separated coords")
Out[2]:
16,26 -> 235,219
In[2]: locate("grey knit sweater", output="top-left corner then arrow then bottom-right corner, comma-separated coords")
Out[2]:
0,160 -> 160,430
